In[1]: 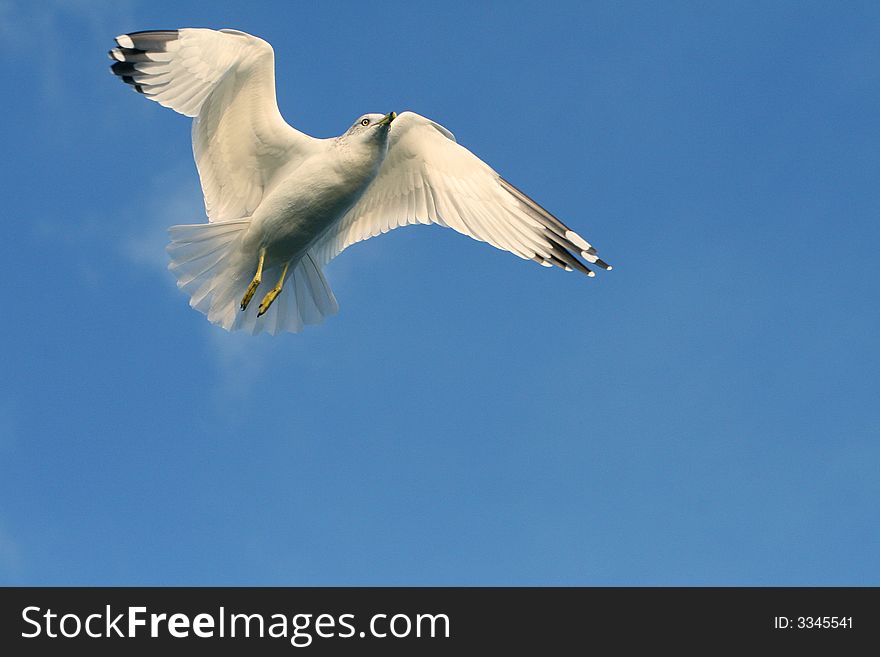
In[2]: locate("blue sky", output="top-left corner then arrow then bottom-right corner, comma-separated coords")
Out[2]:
0,0 -> 878,585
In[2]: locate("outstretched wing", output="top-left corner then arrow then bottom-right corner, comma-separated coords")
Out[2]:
110,28 -> 320,222
312,111 -> 610,275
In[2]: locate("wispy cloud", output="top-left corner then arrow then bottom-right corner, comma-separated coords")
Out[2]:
30,214 -> 110,289
0,0 -> 136,104
205,328 -> 278,403
0,0 -> 135,47
120,168 -> 205,281
121,167 -> 302,405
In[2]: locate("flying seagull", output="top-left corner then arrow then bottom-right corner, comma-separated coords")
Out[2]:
109,28 -> 611,335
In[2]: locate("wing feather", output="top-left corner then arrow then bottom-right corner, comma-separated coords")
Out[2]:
110,28 -> 321,222
315,112 -> 609,276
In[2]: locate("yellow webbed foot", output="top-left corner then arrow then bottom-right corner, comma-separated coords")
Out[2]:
257,261 -> 291,317
240,249 -> 266,311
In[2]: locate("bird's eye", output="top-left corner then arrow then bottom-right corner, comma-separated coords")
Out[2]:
361,118 -> 370,126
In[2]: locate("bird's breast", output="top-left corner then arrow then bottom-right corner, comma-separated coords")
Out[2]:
246,151 -> 380,263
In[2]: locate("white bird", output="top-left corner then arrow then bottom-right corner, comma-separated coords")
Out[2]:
109,28 -> 611,335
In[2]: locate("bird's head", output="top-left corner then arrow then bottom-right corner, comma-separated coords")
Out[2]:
345,111 -> 396,144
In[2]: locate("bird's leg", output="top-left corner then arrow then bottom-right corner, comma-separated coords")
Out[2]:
258,260 -> 291,317
240,248 -> 266,311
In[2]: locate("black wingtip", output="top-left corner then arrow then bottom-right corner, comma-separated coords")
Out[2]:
125,29 -> 180,37
111,61 -> 137,76
115,30 -> 179,52
110,64 -> 146,94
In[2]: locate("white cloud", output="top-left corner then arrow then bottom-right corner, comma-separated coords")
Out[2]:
201,316 -> 329,411
119,168 -> 315,404
118,170 -> 277,402
120,169 -> 205,281
205,327 -> 276,402
0,1 -> 136,103
0,0 -> 136,46
118,165 -> 291,404
31,215 -> 109,289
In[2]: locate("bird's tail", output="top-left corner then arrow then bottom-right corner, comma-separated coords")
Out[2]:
167,220 -> 339,335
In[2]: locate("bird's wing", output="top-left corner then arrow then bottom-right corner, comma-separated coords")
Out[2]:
110,28 -> 320,222
312,111 -> 610,275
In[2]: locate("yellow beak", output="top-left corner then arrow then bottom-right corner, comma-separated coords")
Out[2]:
376,111 -> 397,126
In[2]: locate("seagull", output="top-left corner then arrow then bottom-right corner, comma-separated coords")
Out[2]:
109,28 -> 611,335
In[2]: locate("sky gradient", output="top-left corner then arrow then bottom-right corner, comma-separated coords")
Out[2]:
0,0 -> 878,585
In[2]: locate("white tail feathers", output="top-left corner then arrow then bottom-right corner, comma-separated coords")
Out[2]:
167,220 -> 339,335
